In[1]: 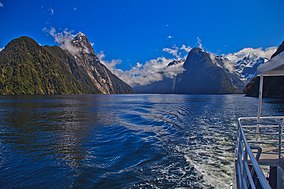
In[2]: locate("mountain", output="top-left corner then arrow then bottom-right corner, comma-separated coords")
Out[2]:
244,41 -> 284,98
235,55 -> 268,80
0,35 -> 132,95
134,48 -> 245,94
69,32 -> 132,94
174,48 -> 238,94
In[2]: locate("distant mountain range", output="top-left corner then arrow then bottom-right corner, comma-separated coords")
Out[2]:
0,33 -> 282,96
0,34 -> 132,95
133,45 -> 280,94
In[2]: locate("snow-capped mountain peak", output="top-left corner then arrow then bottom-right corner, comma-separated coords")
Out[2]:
224,47 -> 277,80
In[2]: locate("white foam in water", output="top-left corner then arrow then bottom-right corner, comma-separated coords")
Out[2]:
118,97 -> 239,188
180,127 -> 235,188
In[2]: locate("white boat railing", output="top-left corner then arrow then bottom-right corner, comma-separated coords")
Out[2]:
235,116 -> 284,189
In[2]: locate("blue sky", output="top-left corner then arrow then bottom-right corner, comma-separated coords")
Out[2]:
0,0 -> 283,70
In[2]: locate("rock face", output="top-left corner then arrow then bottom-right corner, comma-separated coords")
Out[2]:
174,48 -> 238,94
213,56 -> 246,92
244,41 -> 284,98
0,35 -> 132,95
70,32 -> 132,94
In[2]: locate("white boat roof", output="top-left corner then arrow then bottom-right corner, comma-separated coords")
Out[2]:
257,51 -> 284,76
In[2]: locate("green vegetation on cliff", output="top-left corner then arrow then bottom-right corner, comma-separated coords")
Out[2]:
0,36 -> 132,95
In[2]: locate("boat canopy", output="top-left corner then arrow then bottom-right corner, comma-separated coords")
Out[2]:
257,51 -> 284,76
256,51 -> 284,124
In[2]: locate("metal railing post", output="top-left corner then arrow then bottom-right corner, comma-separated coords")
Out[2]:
279,122 -> 283,161
256,75 -> 264,142
244,146 -> 248,188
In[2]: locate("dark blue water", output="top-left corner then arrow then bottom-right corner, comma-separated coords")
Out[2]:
0,94 -> 284,189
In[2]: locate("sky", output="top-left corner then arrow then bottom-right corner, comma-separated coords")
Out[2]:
0,0 -> 283,72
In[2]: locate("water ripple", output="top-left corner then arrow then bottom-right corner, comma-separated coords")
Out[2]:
0,94 -> 284,188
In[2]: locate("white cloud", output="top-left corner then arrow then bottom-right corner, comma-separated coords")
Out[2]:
98,51 -> 124,71
197,37 -> 203,48
181,44 -> 192,53
99,51 -> 123,75
43,27 -> 80,55
120,57 -> 181,86
100,45 -> 190,86
99,51 -> 134,84
167,35 -> 173,39
163,44 -> 191,59
225,47 -> 277,63
0,47 -> 3,51
0,2 -> 3,7
163,46 -> 180,58
97,51 -> 105,60
48,7 -> 54,15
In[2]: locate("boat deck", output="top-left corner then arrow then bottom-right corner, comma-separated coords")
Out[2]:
242,117 -> 284,167
236,116 -> 284,189
249,147 -> 284,166
259,149 -> 283,166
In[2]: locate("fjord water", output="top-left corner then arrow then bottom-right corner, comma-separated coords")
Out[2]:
1,95 -> 284,188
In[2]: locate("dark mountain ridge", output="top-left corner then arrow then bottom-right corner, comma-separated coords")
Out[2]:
174,48 -> 236,94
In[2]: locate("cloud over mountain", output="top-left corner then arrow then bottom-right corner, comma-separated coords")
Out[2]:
101,44 -> 278,87
43,27 -> 278,88
44,27 -> 81,55
100,45 -> 190,86
225,47 -> 277,62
